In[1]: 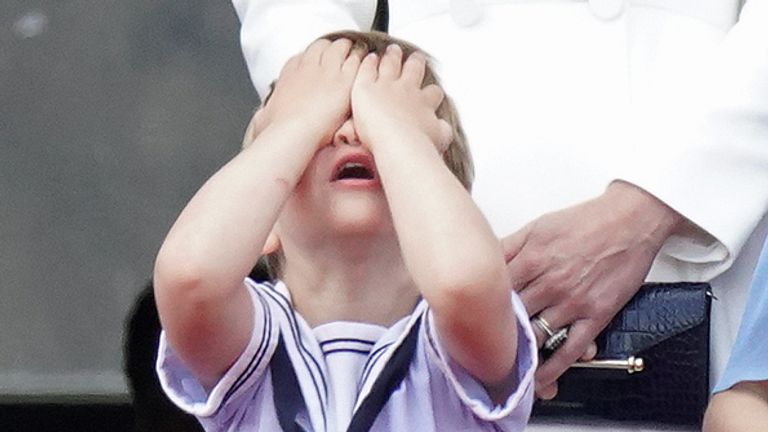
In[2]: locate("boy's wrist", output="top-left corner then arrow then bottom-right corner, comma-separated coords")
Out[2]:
365,127 -> 436,156
257,118 -> 328,151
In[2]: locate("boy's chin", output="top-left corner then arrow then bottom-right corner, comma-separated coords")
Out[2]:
326,200 -> 391,234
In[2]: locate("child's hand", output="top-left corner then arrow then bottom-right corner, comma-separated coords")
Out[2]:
257,38 -> 362,148
351,45 -> 453,153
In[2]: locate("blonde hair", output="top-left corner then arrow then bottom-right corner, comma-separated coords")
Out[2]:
245,30 -> 474,279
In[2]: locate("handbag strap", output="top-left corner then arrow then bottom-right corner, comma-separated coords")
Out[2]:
371,0 -> 389,32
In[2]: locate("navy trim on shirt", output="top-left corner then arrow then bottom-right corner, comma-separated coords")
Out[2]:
347,316 -> 422,432
323,348 -> 373,356
271,335 -> 309,432
223,289 -> 274,405
269,315 -> 422,432
262,282 -> 329,430
319,338 -> 376,348
357,343 -> 394,393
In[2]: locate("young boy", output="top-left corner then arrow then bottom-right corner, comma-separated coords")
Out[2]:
153,31 -> 536,431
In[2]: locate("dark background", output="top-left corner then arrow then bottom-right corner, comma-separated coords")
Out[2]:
1,0 -> 258,429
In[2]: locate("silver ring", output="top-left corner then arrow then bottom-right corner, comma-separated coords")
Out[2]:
532,316 -> 555,339
544,327 -> 569,351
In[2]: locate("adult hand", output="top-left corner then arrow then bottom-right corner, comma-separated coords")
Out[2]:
502,181 -> 684,399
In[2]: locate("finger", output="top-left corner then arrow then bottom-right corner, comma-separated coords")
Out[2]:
421,84 -> 445,110
530,309 -> 570,349
378,44 -> 403,79
518,277 -> 555,317
436,119 -> 453,153
580,341 -> 598,362
536,381 -> 558,400
401,51 -> 427,86
535,322 -> 594,387
342,47 -> 363,77
356,52 -> 379,84
501,228 -> 529,263
303,38 -> 332,65
321,38 -> 353,68
505,249 -> 546,293
529,318 -> 548,348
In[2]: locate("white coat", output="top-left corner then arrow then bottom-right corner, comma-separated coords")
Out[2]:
231,0 -> 768,430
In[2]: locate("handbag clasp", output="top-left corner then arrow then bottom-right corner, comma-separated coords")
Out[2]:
570,356 -> 645,374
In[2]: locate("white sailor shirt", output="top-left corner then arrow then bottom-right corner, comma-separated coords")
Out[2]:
157,279 -> 536,431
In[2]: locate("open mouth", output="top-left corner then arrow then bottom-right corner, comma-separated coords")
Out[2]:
336,162 -> 374,180
332,154 -> 377,183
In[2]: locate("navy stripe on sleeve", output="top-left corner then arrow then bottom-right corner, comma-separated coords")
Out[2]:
223,288 -> 274,404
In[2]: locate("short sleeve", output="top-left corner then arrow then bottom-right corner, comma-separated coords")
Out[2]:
156,280 -> 280,417
423,289 -> 537,425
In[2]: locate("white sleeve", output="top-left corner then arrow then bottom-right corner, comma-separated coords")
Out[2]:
156,282 -> 279,417
423,290 -> 537,425
231,0 -> 377,98
621,0 -> 768,281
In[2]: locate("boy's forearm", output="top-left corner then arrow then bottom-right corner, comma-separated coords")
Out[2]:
372,132 -> 518,386
372,133 -> 506,298
155,122 -> 317,297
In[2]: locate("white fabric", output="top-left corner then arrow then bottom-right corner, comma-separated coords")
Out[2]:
157,279 -> 537,431
313,321 -> 385,430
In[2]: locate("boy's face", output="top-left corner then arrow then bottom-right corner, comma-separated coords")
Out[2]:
274,116 -> 395,248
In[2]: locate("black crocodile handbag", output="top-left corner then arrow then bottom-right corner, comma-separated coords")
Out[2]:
532,282 -> 713,426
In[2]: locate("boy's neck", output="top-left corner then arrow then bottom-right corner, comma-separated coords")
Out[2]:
280,235 -> 419,328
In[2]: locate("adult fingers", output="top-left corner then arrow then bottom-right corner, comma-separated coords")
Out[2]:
580,341 -> 598,362
535,321 -> 595,388
529,309 -> 571,349
501,227 -> 529,264
378,44 -> 403,79
536,381 -> 558,400
401,51 -> 427,86
518,276 -> 558,318
321,38 -> 353,68
505,248 -> 547,294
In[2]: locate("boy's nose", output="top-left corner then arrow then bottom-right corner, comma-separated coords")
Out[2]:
333,118 -> 361,147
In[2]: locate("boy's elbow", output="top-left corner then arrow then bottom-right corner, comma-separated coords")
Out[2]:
425,260 -> 510,314
153,248 -> 216,310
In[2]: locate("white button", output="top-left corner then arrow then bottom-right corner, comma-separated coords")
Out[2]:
450,0 -> 484,27
589,0 -> 626,21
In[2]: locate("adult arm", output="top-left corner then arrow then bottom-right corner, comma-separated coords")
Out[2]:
620,0 -> 768,279
506,0 -> 768,397
353,46 -> 521,401
232,0 -> 375,98
153,39 -> 359,388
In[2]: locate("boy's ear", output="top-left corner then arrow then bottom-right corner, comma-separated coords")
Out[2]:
261,230 -> 281,255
